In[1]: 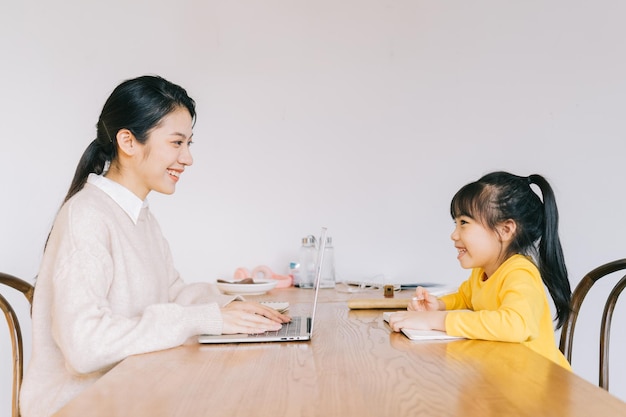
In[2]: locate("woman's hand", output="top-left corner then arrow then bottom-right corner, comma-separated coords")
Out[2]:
221,301 -> 291,335
408,286 -> 442,311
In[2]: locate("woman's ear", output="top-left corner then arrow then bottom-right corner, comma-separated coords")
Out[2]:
115,129 -> 137,157
498,219 -> 517,243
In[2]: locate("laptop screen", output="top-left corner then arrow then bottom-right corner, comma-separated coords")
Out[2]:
308,226 -> 327,336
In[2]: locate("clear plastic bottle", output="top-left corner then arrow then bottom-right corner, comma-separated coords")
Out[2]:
289,262 -> 300,287
320,236 -> 335,288
298,235 -> 317,288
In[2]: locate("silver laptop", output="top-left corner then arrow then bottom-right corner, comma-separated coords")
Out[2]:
198,227 -> 327,344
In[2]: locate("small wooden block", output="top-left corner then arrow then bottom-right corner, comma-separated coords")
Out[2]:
383,285 -> 395,298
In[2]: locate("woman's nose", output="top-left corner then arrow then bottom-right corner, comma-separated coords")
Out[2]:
180,145 -> 193,166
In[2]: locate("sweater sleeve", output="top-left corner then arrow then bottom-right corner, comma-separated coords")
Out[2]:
169,281 -> 244,306
443,269 -> 544,342
46,198 -> 230,376
50,249 -> 224,375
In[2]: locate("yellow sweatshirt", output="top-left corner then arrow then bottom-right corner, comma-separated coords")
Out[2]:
441,254 -> 571,369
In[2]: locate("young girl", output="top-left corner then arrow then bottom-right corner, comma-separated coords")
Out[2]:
388,171 -> 572,369
20,75 -> 289,417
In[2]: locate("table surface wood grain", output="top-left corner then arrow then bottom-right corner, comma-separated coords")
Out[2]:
53,287 -> 626,417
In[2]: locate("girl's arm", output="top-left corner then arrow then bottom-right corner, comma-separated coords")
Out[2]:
444,271 -> 544,342
390,280 -> 468,333
388,310 -> 448,332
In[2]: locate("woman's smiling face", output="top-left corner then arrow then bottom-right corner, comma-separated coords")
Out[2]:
120,107 -> 194,199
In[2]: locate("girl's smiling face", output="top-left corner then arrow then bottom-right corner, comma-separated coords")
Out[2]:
450,215 -> 508,278
108,107 -> 194,200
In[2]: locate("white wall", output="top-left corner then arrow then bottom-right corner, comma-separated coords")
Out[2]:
2,0 -> 626,410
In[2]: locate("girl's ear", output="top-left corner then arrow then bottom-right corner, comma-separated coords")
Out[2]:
115,129 -> 138,157
499,219 -> 517,243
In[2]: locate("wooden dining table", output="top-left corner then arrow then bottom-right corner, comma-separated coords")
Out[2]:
52,286 -> 626,417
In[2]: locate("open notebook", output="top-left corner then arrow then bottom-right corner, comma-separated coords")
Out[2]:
383,312 -> 465,341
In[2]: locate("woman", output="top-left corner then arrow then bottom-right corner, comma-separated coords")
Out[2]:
20,75 -> 289,417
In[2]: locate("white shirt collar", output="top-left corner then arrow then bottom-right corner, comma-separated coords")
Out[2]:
87,173 -> 148,224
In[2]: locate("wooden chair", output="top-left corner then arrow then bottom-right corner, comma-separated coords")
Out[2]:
0,272 -> 34,417
559,259 -> 626,391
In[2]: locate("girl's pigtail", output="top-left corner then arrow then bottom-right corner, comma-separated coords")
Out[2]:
528,174 -> 571,329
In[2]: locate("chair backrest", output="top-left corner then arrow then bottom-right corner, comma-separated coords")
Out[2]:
559,259 -> 626,391
0,272 -> 34,417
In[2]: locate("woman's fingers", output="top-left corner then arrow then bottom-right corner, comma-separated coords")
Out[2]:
221,301 -> 293,334
221,310 -> 283,334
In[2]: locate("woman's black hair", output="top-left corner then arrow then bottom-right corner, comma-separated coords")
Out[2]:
62,75 -> 196,204
450,171 -> 571,329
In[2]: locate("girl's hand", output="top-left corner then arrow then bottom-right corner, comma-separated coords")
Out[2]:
408,286 -> 440,311
220,301 -> 291,334
387,310 -> 447,333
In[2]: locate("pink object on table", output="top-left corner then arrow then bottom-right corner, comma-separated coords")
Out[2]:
233,267 -> 251,280
232,265 -> 293,288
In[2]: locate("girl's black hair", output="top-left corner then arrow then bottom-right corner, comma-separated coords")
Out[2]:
450,171 -> 571,329
63,75 -> 196,204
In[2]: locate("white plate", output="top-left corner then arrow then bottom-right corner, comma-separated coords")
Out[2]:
216,279 -> 278,295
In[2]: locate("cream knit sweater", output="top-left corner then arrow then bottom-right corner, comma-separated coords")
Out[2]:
20,180 -> 235,417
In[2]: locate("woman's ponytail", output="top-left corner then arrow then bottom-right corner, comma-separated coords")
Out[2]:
63,133 -> 116,204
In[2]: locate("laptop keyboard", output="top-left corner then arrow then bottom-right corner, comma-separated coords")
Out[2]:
250,316 -> 302,337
